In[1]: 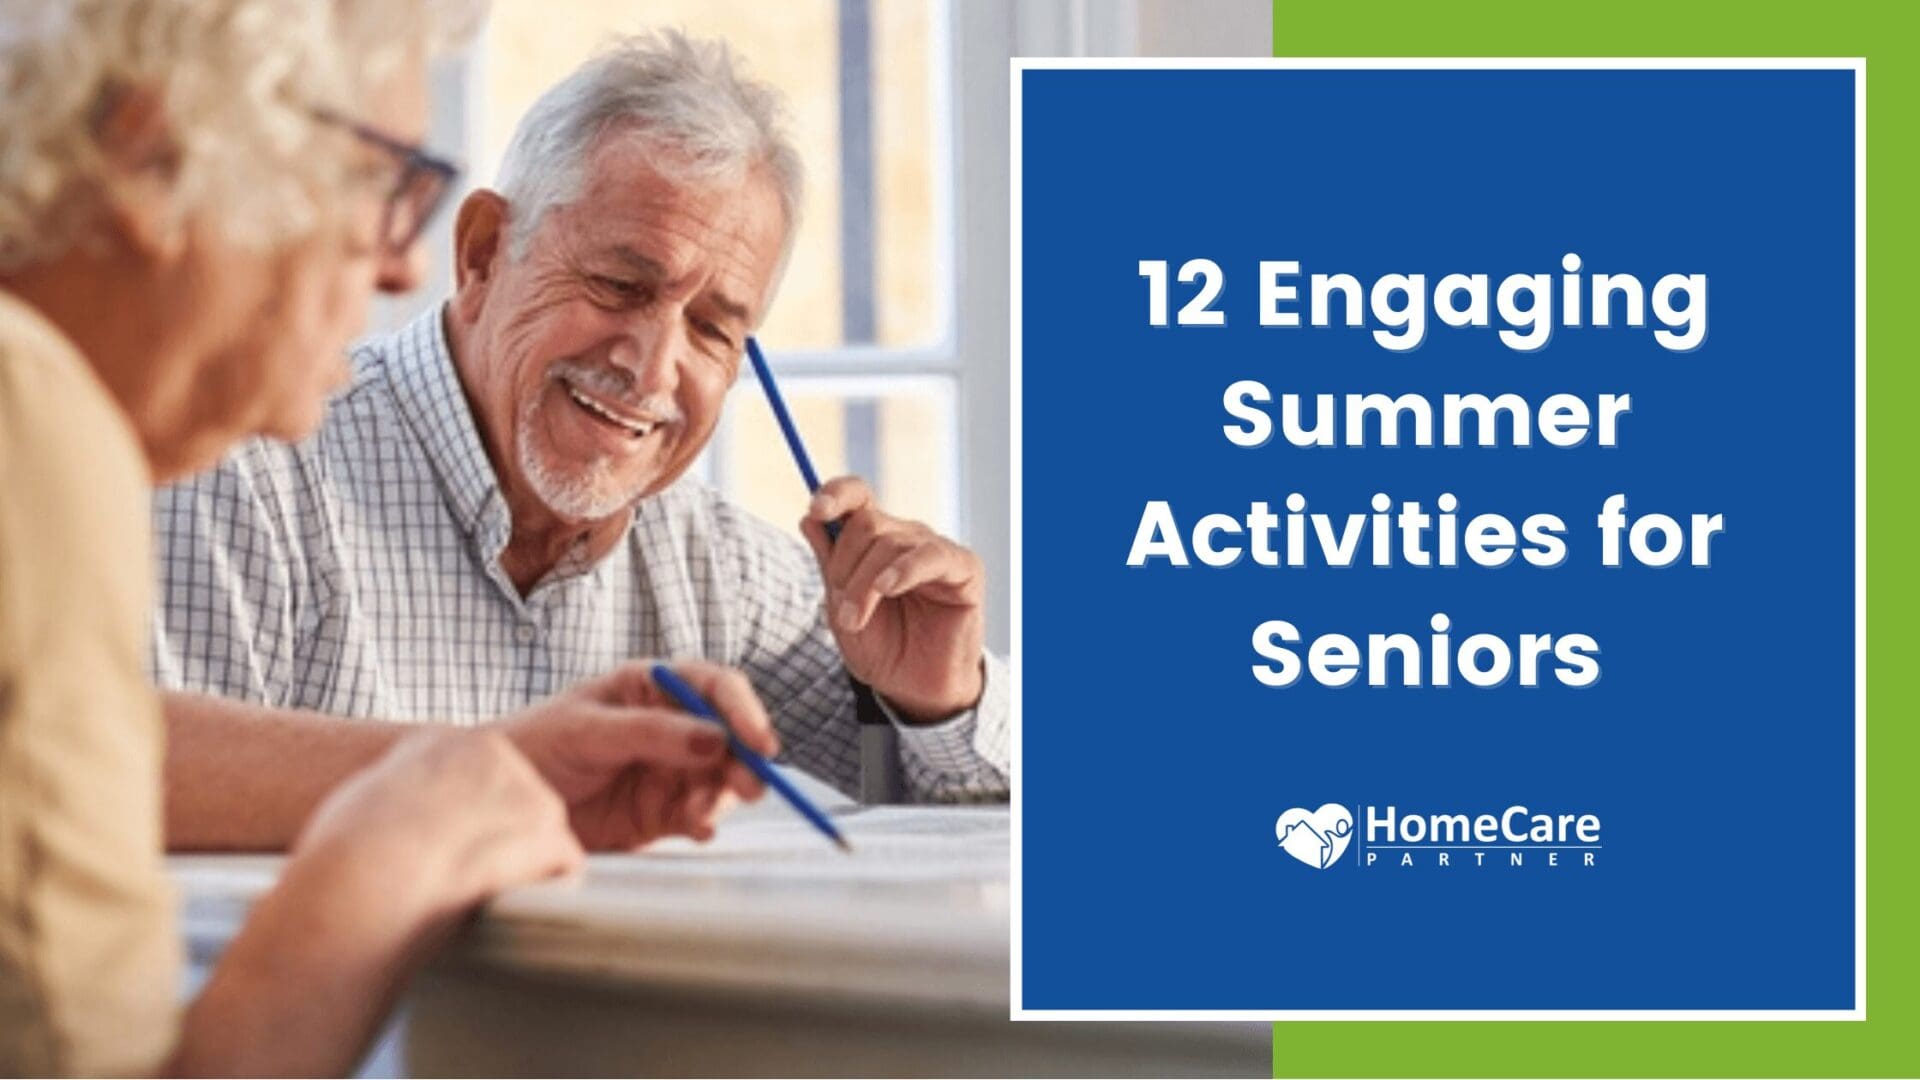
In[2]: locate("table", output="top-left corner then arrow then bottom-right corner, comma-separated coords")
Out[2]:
173,800 -> 1266,1077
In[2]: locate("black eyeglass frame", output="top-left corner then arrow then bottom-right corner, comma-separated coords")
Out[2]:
309,107 -> 461,253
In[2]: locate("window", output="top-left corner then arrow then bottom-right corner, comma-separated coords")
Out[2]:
478,0 -> 960,536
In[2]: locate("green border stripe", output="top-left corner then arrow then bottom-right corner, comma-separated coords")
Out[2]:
1269,3 -> 1912,1076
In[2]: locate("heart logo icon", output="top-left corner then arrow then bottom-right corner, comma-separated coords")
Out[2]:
1276,803 -> 1354,869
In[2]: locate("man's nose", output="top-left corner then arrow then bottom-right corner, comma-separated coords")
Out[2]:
609,317 -> 682,398
375,243 -> 428,294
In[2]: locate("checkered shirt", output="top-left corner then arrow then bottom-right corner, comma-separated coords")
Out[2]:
150,305 -> 1009,802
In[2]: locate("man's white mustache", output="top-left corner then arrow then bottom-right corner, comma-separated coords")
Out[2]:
550,363 -> 683,425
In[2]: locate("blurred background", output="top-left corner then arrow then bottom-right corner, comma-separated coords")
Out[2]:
370,0 -> 1272,657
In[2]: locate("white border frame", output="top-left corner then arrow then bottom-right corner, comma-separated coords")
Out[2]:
1009,56 -> 1867,1022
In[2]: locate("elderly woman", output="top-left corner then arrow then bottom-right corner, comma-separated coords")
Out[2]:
0,2 -> 601,1074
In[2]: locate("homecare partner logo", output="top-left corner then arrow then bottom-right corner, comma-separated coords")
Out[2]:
1276,802 -> 1602,870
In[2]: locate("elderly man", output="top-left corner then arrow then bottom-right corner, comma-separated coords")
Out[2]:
152,28 -> 1008,843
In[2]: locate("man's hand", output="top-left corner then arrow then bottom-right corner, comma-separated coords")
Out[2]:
494,659 -> 778,850
800,475 -> 987,723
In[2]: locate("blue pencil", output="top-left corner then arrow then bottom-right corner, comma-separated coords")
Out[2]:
650,663 -> 852,853
746,337 -> 840,541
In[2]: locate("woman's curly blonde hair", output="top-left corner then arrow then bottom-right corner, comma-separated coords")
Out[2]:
0,0 -> 483,271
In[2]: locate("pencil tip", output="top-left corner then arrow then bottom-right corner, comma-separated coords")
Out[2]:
835,837 -> 854,854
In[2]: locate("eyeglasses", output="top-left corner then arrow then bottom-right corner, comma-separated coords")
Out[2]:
310,108 -> 460,254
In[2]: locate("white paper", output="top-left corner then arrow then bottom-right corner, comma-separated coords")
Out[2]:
622,804 -> 1009,883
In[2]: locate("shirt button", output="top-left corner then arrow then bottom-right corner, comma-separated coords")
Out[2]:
515,624 -> 536,643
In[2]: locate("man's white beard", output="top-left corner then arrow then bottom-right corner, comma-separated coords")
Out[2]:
516,399 -> 648,521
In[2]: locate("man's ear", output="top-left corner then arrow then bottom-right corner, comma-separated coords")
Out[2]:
92,84 -> 185,261
451,189 -> 509,322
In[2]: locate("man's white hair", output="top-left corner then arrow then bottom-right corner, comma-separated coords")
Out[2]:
493,28 -> 804,264
0,0 -> 483,272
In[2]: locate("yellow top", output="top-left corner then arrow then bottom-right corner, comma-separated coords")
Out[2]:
0,288 -> 179,1076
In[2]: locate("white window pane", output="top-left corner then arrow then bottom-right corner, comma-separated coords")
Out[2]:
718,375 -> 957,536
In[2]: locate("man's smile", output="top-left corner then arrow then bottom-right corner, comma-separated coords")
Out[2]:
560,376 -> 660,439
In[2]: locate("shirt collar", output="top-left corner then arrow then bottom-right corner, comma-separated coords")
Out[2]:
380,304 -> 627,595
384,303 -> 510,550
